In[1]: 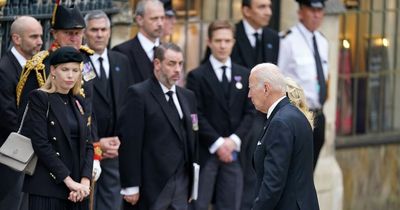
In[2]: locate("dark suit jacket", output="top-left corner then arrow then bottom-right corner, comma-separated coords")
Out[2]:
91,50 -> 133,138
118,77 -> 198,209
0,51 -> 23,199
252,98 -> 319,210
112,36 -> 153,84
231,20 -> 280,68
186,61 -> 254,166
21,90 -> 94,199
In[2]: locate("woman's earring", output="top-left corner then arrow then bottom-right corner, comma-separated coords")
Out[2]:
52,75 -> 56,80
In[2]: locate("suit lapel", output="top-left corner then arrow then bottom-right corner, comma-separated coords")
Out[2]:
262,28 -> 274,63
132,38 -> 153,81
71,97 -> 86,164
176,88 -> 193,145
229,65 -> 240,107
203,62 -> 229,113
7,52 -> 23,78
236,21 -> 256,68
49,94 -> 72,148
149,78 -> 184,142
90,59 -> 111,106
259,97 -> 290,141
108,52 -> 120,108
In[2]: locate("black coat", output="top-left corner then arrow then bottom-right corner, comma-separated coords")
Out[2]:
22,90 -> 93,199
231,20 -> 280,68
252,98 -> 319,210
118,77 -> 198,209
91,50 -> 134,138
112,36 -> 153,84
186,61 -> 254,166
0,51 -> 23,199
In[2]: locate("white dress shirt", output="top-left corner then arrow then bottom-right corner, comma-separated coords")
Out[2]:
11,47 -> 27,68
243,19 -> 263,48
207,55 -> 241,154
90,48 -> 110,79
137,32 -> 160,61
278,22 -> 329,109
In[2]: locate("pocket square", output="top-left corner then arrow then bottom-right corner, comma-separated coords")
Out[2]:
257,141 -> 262,146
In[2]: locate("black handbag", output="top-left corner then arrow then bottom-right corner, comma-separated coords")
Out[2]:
0,103 -> 37,175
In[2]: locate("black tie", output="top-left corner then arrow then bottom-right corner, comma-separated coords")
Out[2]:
166,91 -> 181,120
312,34 -> 327,105
254,32 -> 263,65
152,45 -> 158,60
98,57 -> 109,94
221,66 -> 230,100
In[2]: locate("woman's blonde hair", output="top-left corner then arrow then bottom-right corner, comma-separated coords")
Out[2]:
285,77 -> 314,128
40,63 -> 82,95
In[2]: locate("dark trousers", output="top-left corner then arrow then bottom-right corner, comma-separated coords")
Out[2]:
94,158 -> 122,210
0,165 -> 24,210
312,110 -> 325,169
191,156 -> 243,210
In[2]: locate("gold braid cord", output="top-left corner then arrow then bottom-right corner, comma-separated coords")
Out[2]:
16,50 -> 49,106
80,45 -> 94,56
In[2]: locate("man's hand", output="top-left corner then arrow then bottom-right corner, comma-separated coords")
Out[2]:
99,136 -> 120,159
223,137 -> 237,152
124,193 -> 140,205
216,143 -> 233,163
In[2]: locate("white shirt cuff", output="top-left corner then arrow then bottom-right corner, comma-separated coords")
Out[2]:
229,134 -> 241,152
209,137 -> 224,154
120,187 -> 139,195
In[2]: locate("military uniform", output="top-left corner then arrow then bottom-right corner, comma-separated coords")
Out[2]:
278,0 -> 328,169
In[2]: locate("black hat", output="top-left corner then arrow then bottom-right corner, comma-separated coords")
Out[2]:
51,4 -> 85,29
296,0 -> 326,8
50,47 -> 83,66
161,0 -> 176,17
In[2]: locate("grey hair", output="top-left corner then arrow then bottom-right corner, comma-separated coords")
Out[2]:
135,0 -> 164,17
84,10 -> 111,28
251,63 -> 286,94
155,42 -> 182,61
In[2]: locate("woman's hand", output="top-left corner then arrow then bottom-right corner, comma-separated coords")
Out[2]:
64,176 -> 90,202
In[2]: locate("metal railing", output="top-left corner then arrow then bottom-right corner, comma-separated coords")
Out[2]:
0,0 -> 118,56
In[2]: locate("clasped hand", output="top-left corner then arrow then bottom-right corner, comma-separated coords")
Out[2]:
64,176 -> 91,202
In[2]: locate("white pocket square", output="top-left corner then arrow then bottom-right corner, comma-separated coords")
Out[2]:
257,141 -> 262,146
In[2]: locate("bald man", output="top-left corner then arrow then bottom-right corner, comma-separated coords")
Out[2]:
0,16 -> 43,209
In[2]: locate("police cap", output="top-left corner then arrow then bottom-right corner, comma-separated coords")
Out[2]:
161,0 -> 175,17
51,5 -> 85,30
50,47 -> 83,66
296,0 -> 326,8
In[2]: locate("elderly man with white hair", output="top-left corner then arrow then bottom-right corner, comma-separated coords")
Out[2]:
248,63 -> 319,210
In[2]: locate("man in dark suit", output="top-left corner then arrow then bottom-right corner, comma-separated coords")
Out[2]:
231,1 -> 280,209
113,0 -> 165,84
0,16 -> 43,210
186,20 -> 254,210
84,10 -> 134,210
118,43 -> 199,210
248,63 -> 319,210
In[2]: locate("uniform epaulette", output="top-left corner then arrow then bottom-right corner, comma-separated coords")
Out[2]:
80,45 -> 94,56
16,50 -> 50,106
279,29 -> 292,39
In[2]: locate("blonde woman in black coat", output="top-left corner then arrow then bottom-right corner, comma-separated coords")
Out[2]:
22,47 -> 94,210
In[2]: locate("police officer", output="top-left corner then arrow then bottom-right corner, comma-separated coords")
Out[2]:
278,0 -> 328,169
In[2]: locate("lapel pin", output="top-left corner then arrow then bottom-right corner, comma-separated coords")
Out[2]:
75,100 -> 84,115
115,66 -> 120,72
234,75 -> 243,90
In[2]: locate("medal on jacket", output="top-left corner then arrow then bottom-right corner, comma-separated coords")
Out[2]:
75,100 -> 84,115
82,62 -> 96,81
191,114 -> 199,131
234,75 -> 243,89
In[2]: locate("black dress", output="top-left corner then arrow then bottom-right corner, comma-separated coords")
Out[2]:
28,93 -> 88,210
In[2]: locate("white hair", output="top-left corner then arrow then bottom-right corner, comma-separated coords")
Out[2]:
251,63 -> 286,94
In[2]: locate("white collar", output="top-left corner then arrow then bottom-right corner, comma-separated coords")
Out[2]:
209,55 -> 232,70
243,19 -> 263,37
90,48 -> 108,61
267,96 -> 286,119
137,32 -> 160,54
159,81 -> 177,94
11,47 -> 27,68
297,22 -> 315,39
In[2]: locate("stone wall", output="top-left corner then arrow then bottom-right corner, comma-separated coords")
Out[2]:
336,144 -> 400,210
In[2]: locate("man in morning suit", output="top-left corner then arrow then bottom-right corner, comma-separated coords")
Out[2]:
0,16 -> 42,210
118,43 -> 199,210
113,0 -> 164,84
278,0 -> 328,169
248,63 -> 319,210
231,1 -> 280,209
186,20 -> 254,210
84,10 -> 134,210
